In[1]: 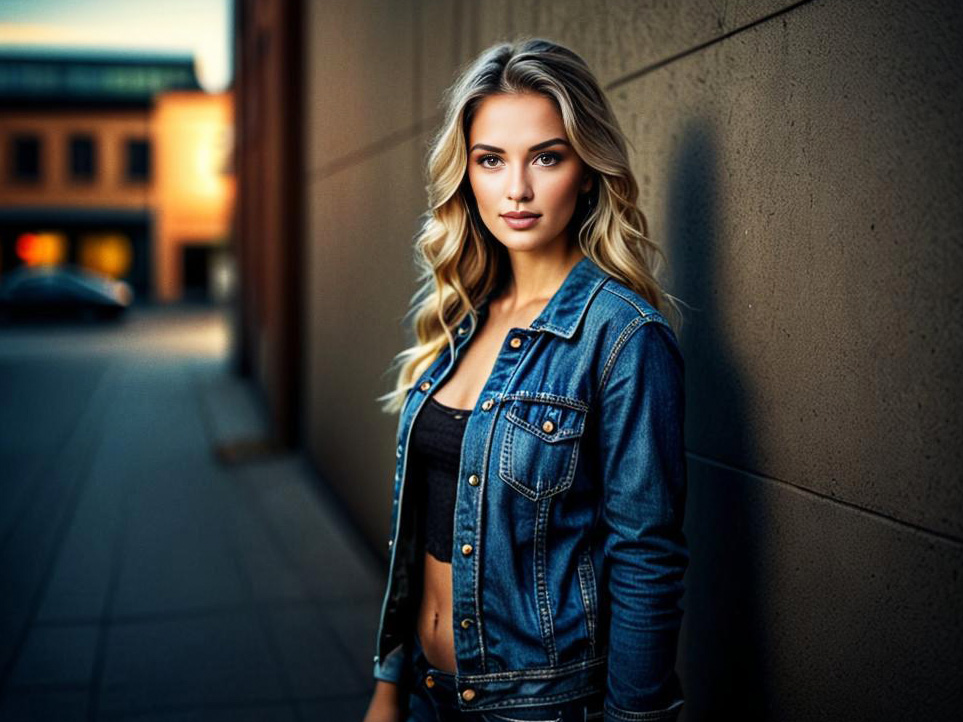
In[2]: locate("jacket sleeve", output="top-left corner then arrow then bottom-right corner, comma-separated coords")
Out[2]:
372,395 -> 414,687
596,318 -> 688,722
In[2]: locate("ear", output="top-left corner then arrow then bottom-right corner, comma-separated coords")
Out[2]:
580,172 -> 594,195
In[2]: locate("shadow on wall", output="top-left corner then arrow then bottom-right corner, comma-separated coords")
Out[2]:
668,116 -> 772,721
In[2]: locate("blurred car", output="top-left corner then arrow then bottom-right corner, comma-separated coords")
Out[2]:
0,264 -> 133,322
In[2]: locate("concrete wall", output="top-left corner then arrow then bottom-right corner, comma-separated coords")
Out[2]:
300,1 -> 963,718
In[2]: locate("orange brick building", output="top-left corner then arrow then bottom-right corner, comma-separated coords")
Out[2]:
0,51 -> 234,302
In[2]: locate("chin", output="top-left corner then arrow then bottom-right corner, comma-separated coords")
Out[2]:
492,225 -> 561,249
496,235 -> 556,252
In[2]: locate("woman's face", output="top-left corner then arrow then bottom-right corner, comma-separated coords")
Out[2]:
466,92 -> 591,255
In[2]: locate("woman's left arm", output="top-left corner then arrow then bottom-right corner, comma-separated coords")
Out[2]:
595,318 -> 688,721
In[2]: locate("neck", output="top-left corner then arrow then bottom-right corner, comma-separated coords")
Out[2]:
500,242 -> 585,311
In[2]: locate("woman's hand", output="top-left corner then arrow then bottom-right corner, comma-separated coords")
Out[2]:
362,680 -> 401,722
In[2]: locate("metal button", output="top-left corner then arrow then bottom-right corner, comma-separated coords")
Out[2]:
481,399 -> 494,411
457,326 -> 468,336
420,381 -> 431,391
509,337 -> 522,348
468,474 -> 480,486
387,539 -> 393,548
461,688 -> 476,701
461,618 -> 473,628
461,543 -> 473,556
542,419 -> 555,434
425,675 -> 435,688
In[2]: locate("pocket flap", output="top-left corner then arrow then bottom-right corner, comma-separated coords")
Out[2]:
505,398 -> 586,443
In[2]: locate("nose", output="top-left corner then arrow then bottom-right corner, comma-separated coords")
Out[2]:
507,164 -> 532,204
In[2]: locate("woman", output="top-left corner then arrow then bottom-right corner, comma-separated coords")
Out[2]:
363,38 -> 688,722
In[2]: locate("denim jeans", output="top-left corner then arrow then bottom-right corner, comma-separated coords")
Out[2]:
404,631 -> 605,722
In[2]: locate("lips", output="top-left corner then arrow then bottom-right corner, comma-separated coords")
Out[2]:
501,212 -> 541,230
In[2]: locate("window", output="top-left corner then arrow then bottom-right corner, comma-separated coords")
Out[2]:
69,135 -> 97,182
125,138 -> 151,182
10,135 -> 42,182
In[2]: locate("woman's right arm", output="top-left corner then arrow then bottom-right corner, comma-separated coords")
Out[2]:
362,680 -> 400,722
367,637 -> 406,719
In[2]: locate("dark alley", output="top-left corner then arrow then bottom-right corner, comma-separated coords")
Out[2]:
0,308 -> 380,720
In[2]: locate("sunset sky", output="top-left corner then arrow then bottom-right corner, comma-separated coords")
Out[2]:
0,0 -> 233,91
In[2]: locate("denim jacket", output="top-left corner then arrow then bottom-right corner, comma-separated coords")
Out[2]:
372,255 -> 688,721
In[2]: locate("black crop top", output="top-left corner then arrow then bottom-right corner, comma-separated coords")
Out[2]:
409,396 -> 471,563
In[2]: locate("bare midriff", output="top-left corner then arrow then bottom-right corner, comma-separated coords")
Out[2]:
416,550 -> 458,673
411,268 -> 578,675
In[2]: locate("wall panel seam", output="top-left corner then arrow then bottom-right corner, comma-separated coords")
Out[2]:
687,450 -> 963,548
605,0 -> 818,91
307,1 -> 821,181
306,115 -> 440,181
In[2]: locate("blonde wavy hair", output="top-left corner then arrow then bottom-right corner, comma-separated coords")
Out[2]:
378,37 -> 683,414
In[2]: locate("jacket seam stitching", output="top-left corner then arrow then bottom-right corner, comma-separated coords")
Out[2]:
577,549 -> 598,657
502,390 -> 590,411
534,495 -> 557,666
459,654 -> 606,682
476,340 -> 531,673
477,390 -> 503,673
471,685 -> 602,712
604,699 -> 684,720
598,315 -> 646,395
599,284 -> 665,322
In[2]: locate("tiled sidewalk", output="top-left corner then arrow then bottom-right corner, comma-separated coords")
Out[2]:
0,339 -> 383,721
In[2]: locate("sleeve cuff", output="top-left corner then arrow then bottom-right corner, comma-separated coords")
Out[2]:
604,699 -> 683,721
372,642 -> 405,684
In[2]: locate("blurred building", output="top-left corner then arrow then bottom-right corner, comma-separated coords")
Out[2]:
0,50 -> 234,302
153,90 -> 235,302
232,0 -> 303,445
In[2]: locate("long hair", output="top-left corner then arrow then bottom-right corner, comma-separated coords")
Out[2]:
377,37 -> 683,414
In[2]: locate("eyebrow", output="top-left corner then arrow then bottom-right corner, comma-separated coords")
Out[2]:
469,137 -> 571,154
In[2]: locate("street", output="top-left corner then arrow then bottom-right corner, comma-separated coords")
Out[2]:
0,306 -> 381,720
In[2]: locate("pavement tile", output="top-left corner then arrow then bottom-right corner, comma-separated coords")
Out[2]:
36,456 -> 128,622
263,604 -> 370,700
300,694 -> 372,720
105,703 -> 299,721
191,359 -> 270,444
0,361 -> 118,680
225,490 -> 309,604
112,521 -> 247,618
112,459 -> 248,616
9,624 -> 100,686
322,600 -> 382,687
98,611 -> 287,716
0,688 -> 88,722
237,462 -> 383,602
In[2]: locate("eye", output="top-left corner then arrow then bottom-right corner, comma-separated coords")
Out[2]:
535,152 -> 562,166
475,152 -> 562,169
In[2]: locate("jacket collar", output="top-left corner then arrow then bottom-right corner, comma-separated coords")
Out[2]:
477,254 -> 609,340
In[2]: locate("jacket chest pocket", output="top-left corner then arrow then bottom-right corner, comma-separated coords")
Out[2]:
497,398 -> 587,501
